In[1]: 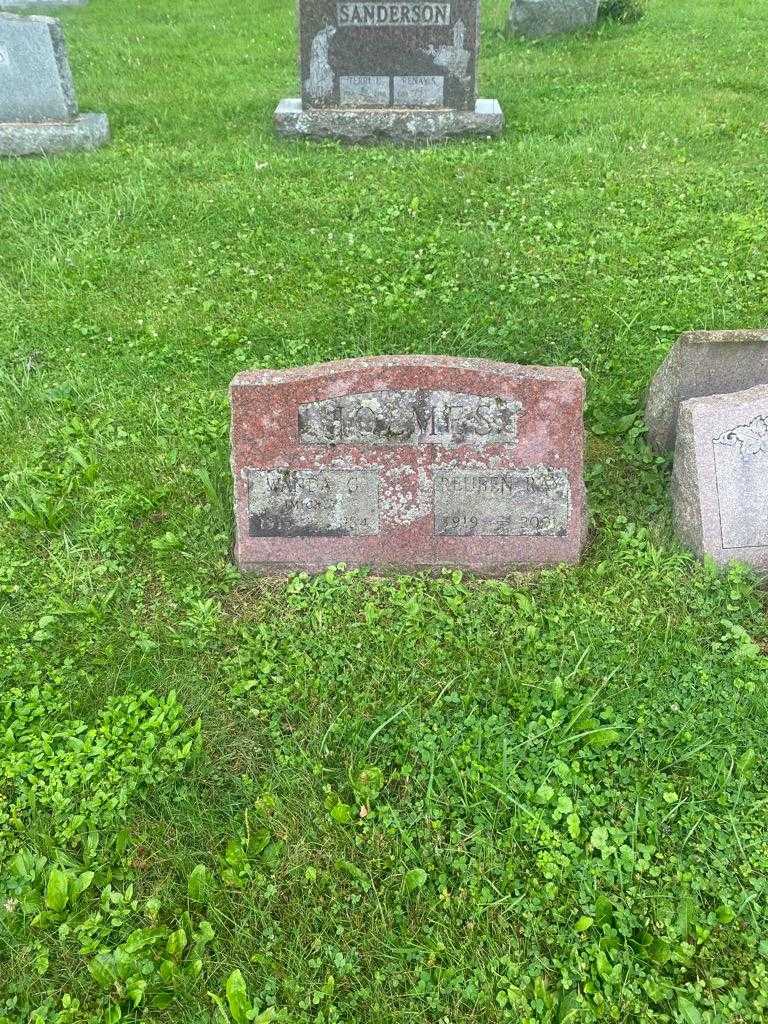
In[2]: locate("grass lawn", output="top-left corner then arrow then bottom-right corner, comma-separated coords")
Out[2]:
2,0 -> 768,1020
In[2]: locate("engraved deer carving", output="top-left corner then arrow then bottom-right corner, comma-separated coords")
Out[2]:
305,24 -> 336,103
424,20 -> 470,87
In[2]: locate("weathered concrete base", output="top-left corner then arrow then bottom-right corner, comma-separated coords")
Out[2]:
274,98 -> 504,145
0,0 -> 87,6
0,112 -> 109,156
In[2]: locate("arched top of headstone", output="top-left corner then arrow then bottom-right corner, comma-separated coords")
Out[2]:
232,353 -> 583,389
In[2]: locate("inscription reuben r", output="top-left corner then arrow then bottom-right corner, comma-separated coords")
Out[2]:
299,390 -> 521,446
434,467 -> 571,537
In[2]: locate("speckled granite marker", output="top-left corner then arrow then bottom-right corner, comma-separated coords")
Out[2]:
646,330 -> 768,453
508,0 -> 598,38
672,384 -> 768,571
275,0 -> 503,143
230,356 -> 586,575
0,13 -> 108,156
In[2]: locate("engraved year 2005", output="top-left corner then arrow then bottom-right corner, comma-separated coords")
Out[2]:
438,511 -> 556,536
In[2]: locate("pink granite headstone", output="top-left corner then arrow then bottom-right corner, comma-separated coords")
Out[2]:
230,356 -> 587,574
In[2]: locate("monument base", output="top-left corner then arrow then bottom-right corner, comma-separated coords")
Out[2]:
0,113 -> 109,157
274,98 -> 504,145
0,0 -> 88,6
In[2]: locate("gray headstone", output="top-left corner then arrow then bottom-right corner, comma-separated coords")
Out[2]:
300,0 -> 478,111
0,12 -> 109,156
672,385 -> 768,571
508,0 -> 598,38
275,1 -> 503,143
645,330 -> 768,453
0,13 -> 76,122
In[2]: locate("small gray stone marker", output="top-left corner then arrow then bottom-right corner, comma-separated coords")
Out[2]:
645,330 -> 768,453
0,13 -> 108,156
275,0 -> 503,144
672,385 -> 768,571
508,0 -> 598,38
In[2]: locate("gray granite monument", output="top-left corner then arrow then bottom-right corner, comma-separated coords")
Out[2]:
672,384 -> 768,571
0,13 -> 108,156
645,330 -> 768,453
508,0 -> 598,38
275,0 -> 503,143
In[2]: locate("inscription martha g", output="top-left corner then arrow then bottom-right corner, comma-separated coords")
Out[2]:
713,415 -> 768,550
434,466 -> 571,537
247,469 -> 379,538
299,391 -> 521,446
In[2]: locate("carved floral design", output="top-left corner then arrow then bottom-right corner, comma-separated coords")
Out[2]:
714,414 -> 768,457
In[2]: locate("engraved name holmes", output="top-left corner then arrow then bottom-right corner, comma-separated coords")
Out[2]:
299,391 -> 521,446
